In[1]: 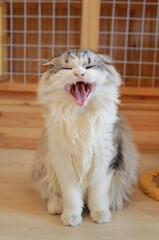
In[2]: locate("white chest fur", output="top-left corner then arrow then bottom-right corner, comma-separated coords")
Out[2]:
45,102 -> 117,189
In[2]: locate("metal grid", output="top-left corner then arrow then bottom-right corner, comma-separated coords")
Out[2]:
0,0 -> 82,84
99,0 -> 159,87
0,0 -> 159,87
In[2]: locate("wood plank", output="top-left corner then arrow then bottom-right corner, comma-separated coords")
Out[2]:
1,84 -> 159,98
121,110 -> 159,131
120,87 -> 159,97
0,136 -> 39,149
1,97 -> 159,111
0,89 -> 159,152
0,111 -> 44,128
0,91 -> 36,100
0,125 -> 42,149
0,98 -> 38,106
0,83 -> 38,92
81,0 -> 101,51
133,130 -> 159,153
0,108 -> 159,152
0,105 -> 42,113
120,101 -> 159,111
0,127 -> 42,138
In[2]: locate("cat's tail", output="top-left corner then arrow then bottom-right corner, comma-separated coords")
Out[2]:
109,115 -> 140,210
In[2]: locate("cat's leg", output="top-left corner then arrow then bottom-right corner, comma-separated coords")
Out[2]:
54,160 -> 83,226
59,176 -> 83,226
60,187 -> 83,226
88,170 -> 114,224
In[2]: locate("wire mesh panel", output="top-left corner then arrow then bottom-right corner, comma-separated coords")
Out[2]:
99,0 -> 159,87
0,0 -> 159,87
0,0 -> 82,84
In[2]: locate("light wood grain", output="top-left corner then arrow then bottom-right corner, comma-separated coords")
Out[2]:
0,83 -> 38,92
0,148 -> 159,240
133,131 -> 159,153
0,112 -> 43,128
0,92 -> 159,151
81,0 -> 101,51
1,84 -> 159,98
0,127 -> 42,138
120,110 -> 159,131
0,136 -> 39,149
120,87 -> 159,97
0,105 -> 41,113
0,98 -> 39,106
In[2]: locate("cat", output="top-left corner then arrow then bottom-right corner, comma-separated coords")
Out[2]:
32,49 -> 139,226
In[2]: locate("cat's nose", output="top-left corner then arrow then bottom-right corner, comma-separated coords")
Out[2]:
74,72 -> 85,77
73,67 -> 85,78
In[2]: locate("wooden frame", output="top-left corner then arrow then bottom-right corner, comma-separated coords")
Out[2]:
0,3 -> 2,77
80,0 -> 101,51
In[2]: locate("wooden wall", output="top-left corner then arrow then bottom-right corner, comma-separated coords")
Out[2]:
0,86 -> 159,152
0,1 -> 159,152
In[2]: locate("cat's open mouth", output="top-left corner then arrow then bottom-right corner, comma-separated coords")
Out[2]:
65,81 -> 95,106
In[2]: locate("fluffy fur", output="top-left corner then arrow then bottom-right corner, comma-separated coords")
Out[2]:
32,49 -> 139,226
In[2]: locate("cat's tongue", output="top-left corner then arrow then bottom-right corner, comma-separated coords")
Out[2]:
74,82 -> 87,106
66,81 -> 95,106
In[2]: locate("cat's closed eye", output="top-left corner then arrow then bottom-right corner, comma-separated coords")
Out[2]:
62,67 -> 72,70
85,65 -> 96,69
61,66 -> 96,70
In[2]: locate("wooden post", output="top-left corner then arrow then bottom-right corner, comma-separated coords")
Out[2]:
80,0 -> 101,52
0,3 -> 2,78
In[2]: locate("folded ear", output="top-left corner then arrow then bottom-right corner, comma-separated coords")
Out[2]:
98,53 -> 122,87
43,57 -> 58,66
98,54 -> 113,65
43,62 -> 52,66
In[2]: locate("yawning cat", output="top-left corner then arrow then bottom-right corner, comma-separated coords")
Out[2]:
32,49 -> 139,226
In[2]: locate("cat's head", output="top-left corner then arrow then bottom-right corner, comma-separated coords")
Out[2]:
38,49 -> 121,108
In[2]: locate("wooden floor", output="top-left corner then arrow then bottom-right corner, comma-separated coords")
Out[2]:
0,148 -> 159,240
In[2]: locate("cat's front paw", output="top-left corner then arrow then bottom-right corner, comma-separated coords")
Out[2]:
61,212 -> 82,226
90,210 -> 112,224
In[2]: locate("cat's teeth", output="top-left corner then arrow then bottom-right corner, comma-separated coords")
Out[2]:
87,89 -> 90,96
